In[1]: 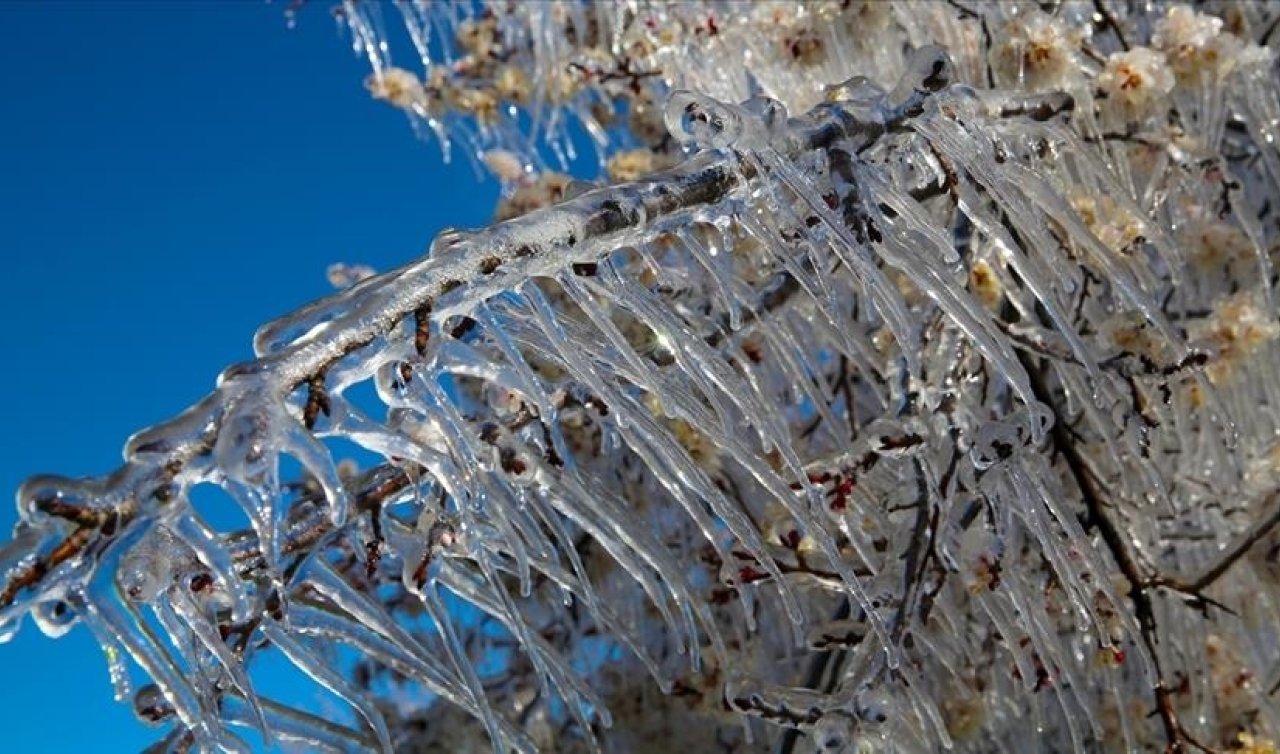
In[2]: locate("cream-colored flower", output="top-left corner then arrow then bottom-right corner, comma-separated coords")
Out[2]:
1182,290 -> 1280,384
1234,733 -> 1279,754
989,11 -> 1086,91
1152,5 -> 1242,82
448,86 -> 500,125
455,16 -> 500,58
968,259 -> 1004,312
1101,311 -> 1172,364
1190,292 -> 1280,385
365,67 -> 427,110
1096,47 -> 1174,120
1070,189 -> 1144,254
481,149 -> 528,184
494,65 -> 531,105
494,172 -> 573,221
1182,217 -> 1254,275
606,148 -> 676,183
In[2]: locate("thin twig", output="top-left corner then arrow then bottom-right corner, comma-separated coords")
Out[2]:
1092,0 -> 1131,51
1154,490 -> 1280,595
1019,351 -> 1201,753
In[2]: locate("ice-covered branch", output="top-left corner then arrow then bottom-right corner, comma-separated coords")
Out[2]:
6,2 -> 1280,753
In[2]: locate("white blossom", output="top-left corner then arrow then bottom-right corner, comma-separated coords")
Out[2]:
1096,46 -> 1175,120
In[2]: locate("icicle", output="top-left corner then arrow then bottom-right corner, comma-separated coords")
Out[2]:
167,586 -> 270,742
89,541 -> 218,744
222,695 -> 372,754
214,396 -> 285,567
260,619 -> 393,754
81,607 -> 134,702
751,149 -> 923,376
520,278 -> 803,623
549,468 -> 706,664
286,598 -> 538,752
169,512 -> 253,624
412,579 -> 514,754
281,419 -> 349,528
476,555 -> 612,737
852,163 -> 1050,439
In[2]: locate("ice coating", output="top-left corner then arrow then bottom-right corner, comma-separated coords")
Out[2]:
6,2 -> 1280,753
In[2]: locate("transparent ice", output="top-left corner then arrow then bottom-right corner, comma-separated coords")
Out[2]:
4,2 -> 1280,752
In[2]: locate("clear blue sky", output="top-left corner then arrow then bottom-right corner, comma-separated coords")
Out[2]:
0,1 -> 499,749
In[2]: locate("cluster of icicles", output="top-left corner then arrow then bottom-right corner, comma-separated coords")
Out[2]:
343,0 -> 922,172
5,3 -> 1280,753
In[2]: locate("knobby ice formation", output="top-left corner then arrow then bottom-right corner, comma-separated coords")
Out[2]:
4,2 -> 1280,752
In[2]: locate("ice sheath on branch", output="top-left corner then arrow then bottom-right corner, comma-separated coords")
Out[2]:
5,1 -> 1280,752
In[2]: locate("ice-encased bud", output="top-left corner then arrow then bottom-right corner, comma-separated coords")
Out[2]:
31,599 -> 78,638
428,226 -> 473,262
214,402 -> 279,483
400,505 -> 459,590
821,75 -> 890,129
740,96 -> 790,139
970,419 -> 1025,470
665,91 -> 770,151
825,75 -> 886,107
388,407 -> 453,457
856,686 -> 895,725
887,45 -> 955,113
133,684 -> 174,726
497,446 -> 538,487
118,552 -> 171,603
811,713 -> 857,753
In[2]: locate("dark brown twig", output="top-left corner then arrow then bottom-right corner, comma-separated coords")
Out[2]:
1092,0 -> 1131,51
1154,491 -> 1280,595
1020,351 -> 1207,753
302,371 -> 331,430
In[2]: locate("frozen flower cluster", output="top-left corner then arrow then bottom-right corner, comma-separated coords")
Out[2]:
1154,4 -> 1243,82
989,10 -> 1089,92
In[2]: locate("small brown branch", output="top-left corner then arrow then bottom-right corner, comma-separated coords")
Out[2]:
302,371 -> 331,430
891,460 -> 934,642
1019,351 -> 1201,753
30,498 -> 119,531
1154,490 -> 1280,595
996,320 -> 1082,364
0,489 -> 140,610
227,462 -> 418,579
0,525 -> 95,610
413,303 -> 432,356
1092,0 -> 1131,51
